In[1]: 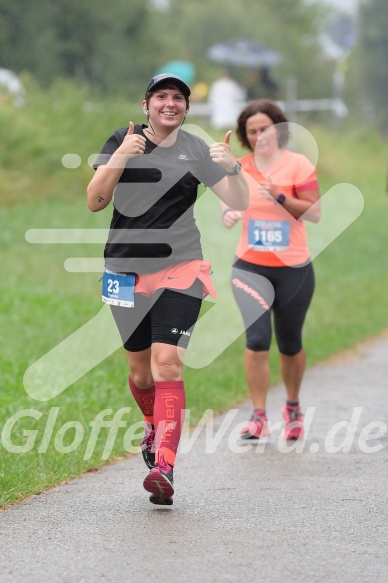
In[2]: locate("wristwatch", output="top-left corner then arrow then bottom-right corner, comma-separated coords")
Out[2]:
276,193 -> 286,205
225,161 -> 242,176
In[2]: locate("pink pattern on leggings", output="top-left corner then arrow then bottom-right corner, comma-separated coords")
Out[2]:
232,278 -> 270,310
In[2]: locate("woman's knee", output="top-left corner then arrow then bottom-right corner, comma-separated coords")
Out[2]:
128,365 -> 153,388
246,327 -> 271,351
277,340 -> 303,356
130,370 -> 154,388
151,345 -> 183,381
126,350 -> 153,388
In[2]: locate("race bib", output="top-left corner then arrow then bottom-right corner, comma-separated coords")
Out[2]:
248,219 -> 290,252
102,270 -> 135,307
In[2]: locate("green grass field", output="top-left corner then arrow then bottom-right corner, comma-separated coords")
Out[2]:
1,80 -> 387,508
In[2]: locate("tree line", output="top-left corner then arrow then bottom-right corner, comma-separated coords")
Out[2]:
0,0 -> 386,131
0,0 -> 330,97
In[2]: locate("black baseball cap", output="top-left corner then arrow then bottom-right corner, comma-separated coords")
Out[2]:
145,74 -> 191,98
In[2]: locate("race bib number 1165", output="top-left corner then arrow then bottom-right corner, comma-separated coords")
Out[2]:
248,219 -> 290,252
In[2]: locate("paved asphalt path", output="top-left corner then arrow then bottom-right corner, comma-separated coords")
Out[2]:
0,334 -> 387,583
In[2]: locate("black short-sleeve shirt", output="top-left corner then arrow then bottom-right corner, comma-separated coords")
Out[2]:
93,124 -> 225,273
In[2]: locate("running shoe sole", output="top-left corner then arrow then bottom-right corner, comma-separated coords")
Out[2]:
143,468 -> 174,506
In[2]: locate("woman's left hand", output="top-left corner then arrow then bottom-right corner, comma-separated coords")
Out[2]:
258,179 -> 279,201
209,130 -> 239,173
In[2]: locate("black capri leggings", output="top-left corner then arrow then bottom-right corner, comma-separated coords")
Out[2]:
232,258 -> 315,356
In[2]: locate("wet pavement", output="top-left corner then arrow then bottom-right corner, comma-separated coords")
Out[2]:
0,333 -> 387,583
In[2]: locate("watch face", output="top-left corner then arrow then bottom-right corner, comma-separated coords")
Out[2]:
277,194 -> 286,204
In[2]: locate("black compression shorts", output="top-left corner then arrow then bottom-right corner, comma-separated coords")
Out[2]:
110,279 -> 203,352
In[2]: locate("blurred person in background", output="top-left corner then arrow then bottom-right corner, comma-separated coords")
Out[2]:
220,99 -> 320,441
208,70 -> 247,130
245,68 -> 279,101
87,74 -> 248,506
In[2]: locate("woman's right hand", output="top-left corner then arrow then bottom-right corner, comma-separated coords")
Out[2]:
117,121 -> 146,158
222,208 -> 242,229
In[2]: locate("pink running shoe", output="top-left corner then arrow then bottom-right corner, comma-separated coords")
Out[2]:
240,411 -> 270,440
143,452 -> 174,506
282,405 -> 304,440
140,422 -> 155,469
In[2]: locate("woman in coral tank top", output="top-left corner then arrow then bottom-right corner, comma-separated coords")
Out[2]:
221,99 -> 321,441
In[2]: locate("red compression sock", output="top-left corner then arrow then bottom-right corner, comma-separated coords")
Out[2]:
128,376 -> 155,425
153,380 -> 186,468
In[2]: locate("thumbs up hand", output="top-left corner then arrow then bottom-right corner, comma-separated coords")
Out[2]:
223,130 -> 232,146
117,121 -> 146,158
209,129 -> 239,174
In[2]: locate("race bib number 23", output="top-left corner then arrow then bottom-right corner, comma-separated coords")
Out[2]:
102,270 -> 135,307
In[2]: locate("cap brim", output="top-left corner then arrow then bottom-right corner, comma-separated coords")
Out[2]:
146,76 -> 191,97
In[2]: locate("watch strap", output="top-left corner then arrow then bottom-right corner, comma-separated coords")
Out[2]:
225,161 -> 242,176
